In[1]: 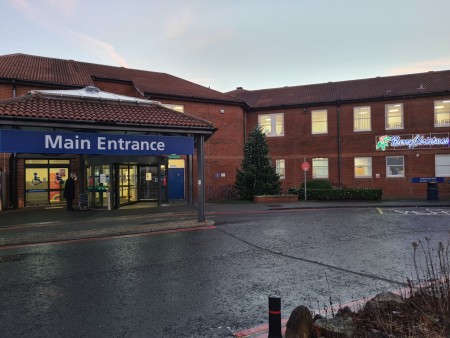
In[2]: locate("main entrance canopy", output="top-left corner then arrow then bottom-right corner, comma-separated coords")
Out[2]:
0,87 -> 216,221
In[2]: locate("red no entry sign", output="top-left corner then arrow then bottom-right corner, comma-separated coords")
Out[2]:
301,161 -> 310,171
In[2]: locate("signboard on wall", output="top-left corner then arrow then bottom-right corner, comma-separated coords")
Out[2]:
0,130 -> 194,155
411,177 -> 445,183
376,133 -> 449,151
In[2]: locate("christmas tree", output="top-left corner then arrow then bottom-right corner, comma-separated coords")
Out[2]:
235,125 -> 281,199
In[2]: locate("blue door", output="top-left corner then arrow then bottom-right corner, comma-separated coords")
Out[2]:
168,168 -> 184,199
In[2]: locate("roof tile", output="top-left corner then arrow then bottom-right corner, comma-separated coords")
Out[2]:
0,92 -> 215,130
0,53 -> 243,104
227,71 -> 450,108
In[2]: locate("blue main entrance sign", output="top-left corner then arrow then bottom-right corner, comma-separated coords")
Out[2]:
0,130 -> 194,155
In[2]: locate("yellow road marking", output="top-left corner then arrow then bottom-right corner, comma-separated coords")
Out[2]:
376,207 -> 384,214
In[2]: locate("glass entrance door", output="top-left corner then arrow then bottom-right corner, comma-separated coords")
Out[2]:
86,165 -> 110,208
119,164 -> 137,205
25,160 -> 70,207
138,165 -> 158,200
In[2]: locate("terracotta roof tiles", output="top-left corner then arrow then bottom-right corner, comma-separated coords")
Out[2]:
227,71 -> 450,108
0,92 -> 215,130
0,53 -> 243,104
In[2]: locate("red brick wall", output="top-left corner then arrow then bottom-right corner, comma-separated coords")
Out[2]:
0,82 -> 245,202
159,99 -> 245,200
93,80 -> 142,98
247,97 -> 450,199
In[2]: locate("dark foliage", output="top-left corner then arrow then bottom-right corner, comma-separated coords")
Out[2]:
234,125 -> 281,199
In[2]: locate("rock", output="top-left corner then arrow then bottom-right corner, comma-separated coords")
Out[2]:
313,317 -> 355,338
285,305 -> 314,338
364,291 -> 404,312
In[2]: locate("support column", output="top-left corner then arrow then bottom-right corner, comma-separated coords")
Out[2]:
197,135 -> 205,222
187,154 -> 194,206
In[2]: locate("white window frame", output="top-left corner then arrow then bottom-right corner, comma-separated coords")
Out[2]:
386,156 -> 405,177
354,157 -> 372,178
311,109 -> 328,134
258,113 -> 284,137
312,158 -> 329,178
385,103 -> 404,130
435,154 -> 450,176
275,159 -> 285,179
353,106 -> 371,132
434,100 -> 450,127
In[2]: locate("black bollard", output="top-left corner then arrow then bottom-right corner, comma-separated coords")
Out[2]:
268,295 -> 282,338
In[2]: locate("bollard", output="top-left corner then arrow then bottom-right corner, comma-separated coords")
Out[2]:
268,295 -> 282,338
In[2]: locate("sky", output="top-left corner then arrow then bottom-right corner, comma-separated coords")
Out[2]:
2,0 -> 450,93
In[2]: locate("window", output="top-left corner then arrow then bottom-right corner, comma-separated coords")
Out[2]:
312,158 -> 328,178
386,156 -> 404,177
258,113 -> 284,137
385,104 -> 404,129
436,155 -> 450,176
162,103 -> 184,113
311,110 -> 328,134
434,100 -> 450,127
353,106 -> 371,131
354,157 -> 372,177
275,159 -> 285,179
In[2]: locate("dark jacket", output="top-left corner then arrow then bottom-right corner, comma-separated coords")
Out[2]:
63,177 -> 76,199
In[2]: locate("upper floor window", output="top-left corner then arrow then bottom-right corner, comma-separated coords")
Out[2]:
353,106 -> 371,132
386,156 -> 404,177
162,103 -> 184,113
311,109 -> 328,134
161,103 -> 184,113
275,159 -> 285,179
312,158 -> 329,178
258,113 -> 284,137
434,100 -> 450,127
385,104 -> 404,129
354,157 -> 372,178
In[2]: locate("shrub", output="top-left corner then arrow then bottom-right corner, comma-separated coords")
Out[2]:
300,179 -> 334,190
288,187 -> 382,201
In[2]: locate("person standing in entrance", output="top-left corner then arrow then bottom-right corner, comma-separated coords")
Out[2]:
63,173 -> 77,211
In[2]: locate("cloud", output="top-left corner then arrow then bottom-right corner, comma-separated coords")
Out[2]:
164,6 -> 194,39
389,59 -> 450,74
5,0 -> 45,23
187,30 -> 233,50
46,0 -> 78,17
6,0 -> 77,22
70,31 -> 129,67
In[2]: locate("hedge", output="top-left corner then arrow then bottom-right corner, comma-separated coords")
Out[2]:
288,187 -> 382,201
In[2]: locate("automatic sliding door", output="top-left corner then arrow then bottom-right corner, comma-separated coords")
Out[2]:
139,165 -> 158,200
87,165 -> 110,208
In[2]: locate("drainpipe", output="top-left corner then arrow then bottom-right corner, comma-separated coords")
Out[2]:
337,101 -> 342,188
244,110 -> 247,143
12,79 -> 16,98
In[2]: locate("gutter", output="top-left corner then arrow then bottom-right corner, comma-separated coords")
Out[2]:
337,101 -> 341,188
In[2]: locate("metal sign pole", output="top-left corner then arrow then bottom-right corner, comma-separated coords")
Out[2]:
304,169 -> 307,201
303,157 -> 307,201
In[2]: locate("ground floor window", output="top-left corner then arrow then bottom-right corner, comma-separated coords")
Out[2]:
436,154 -> 450,176
275,159 -> 285,179
25,159 -> 70,206
354,157 -> 372,178
312,158 -> 328,178
386,156 -> 404,177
